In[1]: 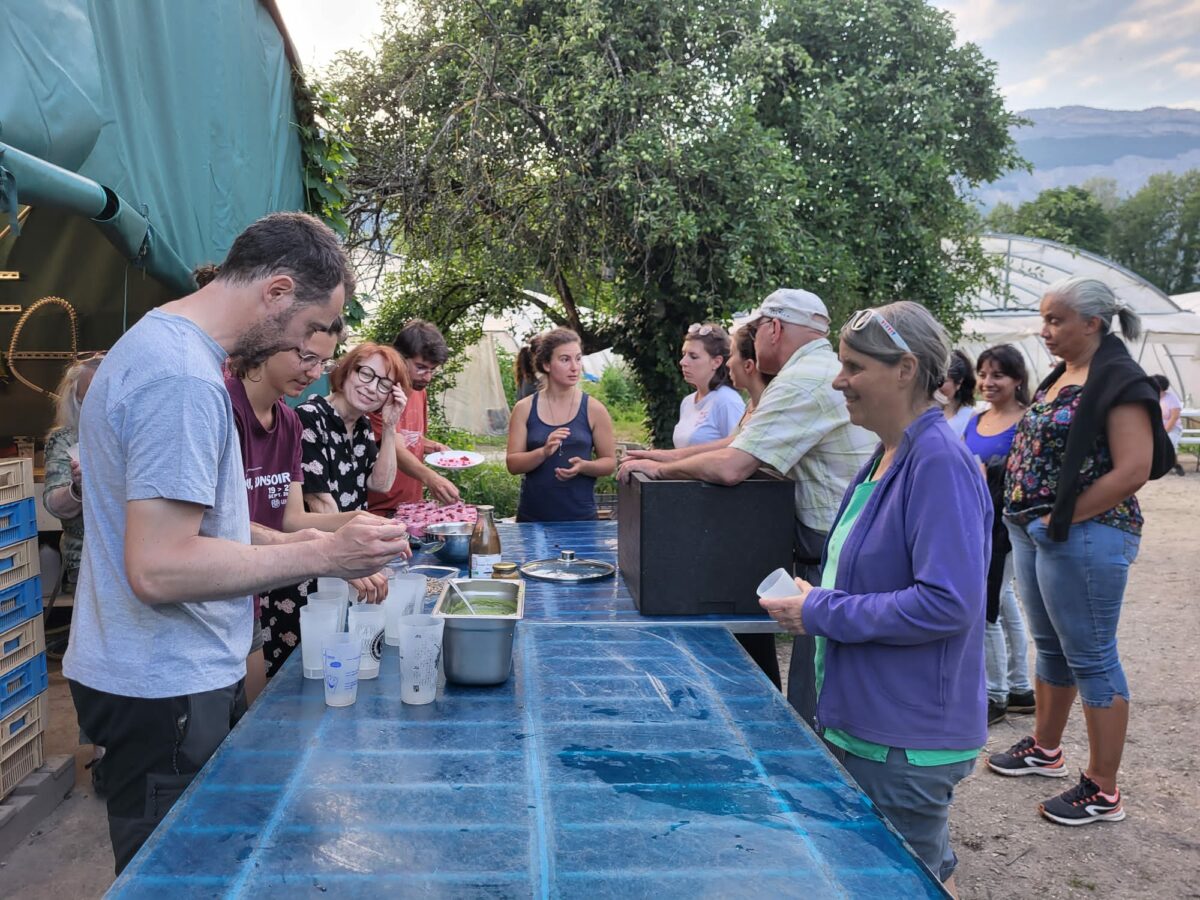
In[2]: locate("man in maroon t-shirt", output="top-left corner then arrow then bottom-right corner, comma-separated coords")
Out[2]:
368,320 -> 461,514
228,324 -> 389,697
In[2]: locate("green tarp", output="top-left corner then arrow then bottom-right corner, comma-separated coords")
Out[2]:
0,0 -> 308,438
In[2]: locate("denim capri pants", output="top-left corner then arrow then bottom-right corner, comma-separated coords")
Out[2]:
1005,517 -> 1139,707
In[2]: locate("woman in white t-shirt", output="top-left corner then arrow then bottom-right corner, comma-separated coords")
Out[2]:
1151,374 -> 1186,476
937,348 -> 977,437
672,322 -> 745,448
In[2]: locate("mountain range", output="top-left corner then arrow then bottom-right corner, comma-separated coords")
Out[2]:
977,106 -> 1200,209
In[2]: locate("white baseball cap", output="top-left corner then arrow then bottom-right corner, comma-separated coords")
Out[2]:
751,288 -> 830,334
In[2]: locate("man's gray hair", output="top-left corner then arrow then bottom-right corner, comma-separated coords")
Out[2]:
1045,276 -> 1142,343
839,301 -> 950,399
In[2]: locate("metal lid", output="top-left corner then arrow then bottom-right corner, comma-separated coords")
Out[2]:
519,549 -> 616,583
491,562 -> 519,575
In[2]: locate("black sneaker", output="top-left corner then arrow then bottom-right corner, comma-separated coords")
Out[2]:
1007,690 -> 1036,714
1040,773 -> 1125,826
987,698 -> 1007,725
987,735 -> 1068,777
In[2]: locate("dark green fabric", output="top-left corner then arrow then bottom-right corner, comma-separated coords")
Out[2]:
0,0 -> 305,287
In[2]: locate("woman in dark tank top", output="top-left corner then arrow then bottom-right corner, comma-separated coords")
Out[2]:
506,328 -> 617,522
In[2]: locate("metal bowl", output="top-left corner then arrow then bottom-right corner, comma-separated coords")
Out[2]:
422,521 -> 473,564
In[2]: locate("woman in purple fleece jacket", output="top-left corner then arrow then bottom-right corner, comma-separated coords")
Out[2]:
761,301 -> 990,894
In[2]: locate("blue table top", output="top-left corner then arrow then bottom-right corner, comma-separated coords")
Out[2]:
110,625 -> 944,899
410,521 -> 780,632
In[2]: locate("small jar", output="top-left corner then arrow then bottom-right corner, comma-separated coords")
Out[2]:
491,562 -> 520,580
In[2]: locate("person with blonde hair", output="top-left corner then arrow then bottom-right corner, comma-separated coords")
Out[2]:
42,353 -> 105,589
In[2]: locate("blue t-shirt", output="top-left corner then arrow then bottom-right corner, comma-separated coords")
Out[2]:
672,384 -> 746,448
963,413 -> 1017,466
63,309 -> 253,698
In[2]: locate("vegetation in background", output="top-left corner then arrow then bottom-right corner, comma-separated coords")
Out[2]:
983,170 -> 1200,294
329,0 -> 1021,445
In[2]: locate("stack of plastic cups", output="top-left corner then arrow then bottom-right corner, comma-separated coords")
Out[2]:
299,604 -> 339,679
397,614 -> 444,705
384,573 -> 427,646
347,603 -> 385,680
307,591 -> 349,633
321,633 -> 362,707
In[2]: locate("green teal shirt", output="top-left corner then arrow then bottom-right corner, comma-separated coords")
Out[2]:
815,466 -> 980,767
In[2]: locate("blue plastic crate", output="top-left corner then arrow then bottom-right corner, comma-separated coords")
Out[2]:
1,652 -> 48,719
0,498 -> 38,548
0,576 -> 41,633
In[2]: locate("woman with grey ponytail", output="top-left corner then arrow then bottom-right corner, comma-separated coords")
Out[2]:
989,276 -> 1176,827
1049,276 -> 1144,343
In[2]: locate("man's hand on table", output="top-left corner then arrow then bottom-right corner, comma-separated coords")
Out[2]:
758,577 -> 814,635
617,458 -> 666,483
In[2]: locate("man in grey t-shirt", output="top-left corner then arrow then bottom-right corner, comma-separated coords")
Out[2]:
64,213 -> 410,874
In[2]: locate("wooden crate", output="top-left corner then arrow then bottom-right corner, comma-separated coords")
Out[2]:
0,692 -> 46,801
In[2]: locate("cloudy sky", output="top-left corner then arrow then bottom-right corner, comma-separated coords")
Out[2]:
277,0 -> 1200,112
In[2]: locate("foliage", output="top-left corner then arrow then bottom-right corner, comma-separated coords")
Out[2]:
295,81 -> 367,328
496,346 -> 518,409
983,170 -> 1200,295
983,186 -> 1111,255
441,461 -> 521,518
331,0 -> 1021,444
1106,171 -> 1200,295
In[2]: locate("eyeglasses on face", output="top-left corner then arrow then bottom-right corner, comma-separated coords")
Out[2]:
354,364 -> 395,394
290,348 -> 337,374
848,309 -> 912,353
412,362 -> 439,377
688,323 -> 715,337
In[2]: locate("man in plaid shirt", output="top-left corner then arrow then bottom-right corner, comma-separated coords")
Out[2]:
619,288 -> 874,724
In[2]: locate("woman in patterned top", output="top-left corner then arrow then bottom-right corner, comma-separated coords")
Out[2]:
42,353 -> 105,590
297,342 -> 408,516
989,277 -> 1173,828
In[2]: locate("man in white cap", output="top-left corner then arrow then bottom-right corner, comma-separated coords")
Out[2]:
619,288 -> 874,725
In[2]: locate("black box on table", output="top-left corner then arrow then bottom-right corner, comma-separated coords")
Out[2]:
617,470 -> 795,616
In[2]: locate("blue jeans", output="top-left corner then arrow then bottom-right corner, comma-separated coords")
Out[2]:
984,553 -> 1033,703
1005,518 -> 1139,708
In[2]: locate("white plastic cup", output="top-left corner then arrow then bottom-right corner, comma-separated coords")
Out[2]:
299,605 -> 339,679
347,603 -> 385,681
317,577 -> 351,599
66,444 -> 80,463
322,633 -> 361,707
307,592 -> 348,632
756,567 -> 799,600
397,614 -> 444,705
384,573 -> 428,645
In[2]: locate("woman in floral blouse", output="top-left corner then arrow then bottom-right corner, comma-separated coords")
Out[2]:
989,277 -> 1174,828
297,342 -> 407,516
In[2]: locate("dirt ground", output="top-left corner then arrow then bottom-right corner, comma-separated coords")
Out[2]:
772,473 -> 1200,897
2,477 -> 1197,898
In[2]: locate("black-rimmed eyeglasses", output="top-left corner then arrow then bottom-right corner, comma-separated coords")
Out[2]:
355,364 -> 395,394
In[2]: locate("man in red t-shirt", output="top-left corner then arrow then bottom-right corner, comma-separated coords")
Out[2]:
368,319 -> 462,514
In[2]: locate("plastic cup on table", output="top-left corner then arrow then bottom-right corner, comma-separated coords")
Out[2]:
384,573 -> 428,646
306,591 -> 349,632
317,577 -> 351,599
396,614 -> 444,705
321,633 -> 361,707
347,603 -> 385,680
299,605 -> 339,679
756,568 -> 799,600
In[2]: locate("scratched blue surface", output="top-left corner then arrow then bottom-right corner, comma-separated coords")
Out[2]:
109,625 -> 945,899
410,521 -> 779,632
